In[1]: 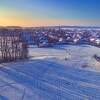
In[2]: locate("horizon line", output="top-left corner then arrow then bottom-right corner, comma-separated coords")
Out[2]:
0,25 -> 100,28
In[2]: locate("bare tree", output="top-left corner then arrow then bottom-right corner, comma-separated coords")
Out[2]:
0,28 -> 28,63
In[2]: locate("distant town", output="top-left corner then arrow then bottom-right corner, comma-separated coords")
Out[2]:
0,26 -> 100,48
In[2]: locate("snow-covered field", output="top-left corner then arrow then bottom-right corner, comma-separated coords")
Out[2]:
0,45 -> 100,100
29,45 -> 100,71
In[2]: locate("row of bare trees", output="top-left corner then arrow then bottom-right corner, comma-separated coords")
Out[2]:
0,28 -> 28,63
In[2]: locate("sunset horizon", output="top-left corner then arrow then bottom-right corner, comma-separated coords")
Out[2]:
0,0 -> 100,27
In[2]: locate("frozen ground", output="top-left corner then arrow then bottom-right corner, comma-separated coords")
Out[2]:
29,45 -> 100,71
0,45 -> 100,100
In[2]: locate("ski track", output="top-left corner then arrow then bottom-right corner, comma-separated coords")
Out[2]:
0,45 -> 100,100
0,59 -> 100,100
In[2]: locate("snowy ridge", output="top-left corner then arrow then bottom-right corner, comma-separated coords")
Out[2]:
0,45 -> 100,100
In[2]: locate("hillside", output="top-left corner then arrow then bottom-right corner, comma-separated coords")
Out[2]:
0,45 -> 100,100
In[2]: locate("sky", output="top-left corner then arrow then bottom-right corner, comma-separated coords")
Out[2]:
0,0 -> 100,27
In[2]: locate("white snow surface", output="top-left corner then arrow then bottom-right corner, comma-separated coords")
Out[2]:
0,44 -> 100,100
29,45 -> 100,71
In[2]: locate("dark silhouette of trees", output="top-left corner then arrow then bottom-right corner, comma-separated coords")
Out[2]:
0,28 -> 28,63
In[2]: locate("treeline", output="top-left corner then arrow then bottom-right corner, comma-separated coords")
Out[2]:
0,28 -> 28,63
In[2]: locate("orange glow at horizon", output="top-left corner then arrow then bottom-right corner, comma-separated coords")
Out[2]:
0,0 -> 100,27
0,7 -> 99,27
0,16 -> 99,27
0,9 -> 99,27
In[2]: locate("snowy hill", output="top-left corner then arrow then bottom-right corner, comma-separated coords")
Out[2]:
0,45 -> 100,100
29,45 -> 100,71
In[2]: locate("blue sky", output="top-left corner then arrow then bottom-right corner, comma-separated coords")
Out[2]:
0,0 -> 100,26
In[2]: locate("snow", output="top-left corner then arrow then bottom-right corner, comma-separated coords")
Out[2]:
29,47 -> 68,60
29,44 -> 100,71
0,44 -> 100,100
